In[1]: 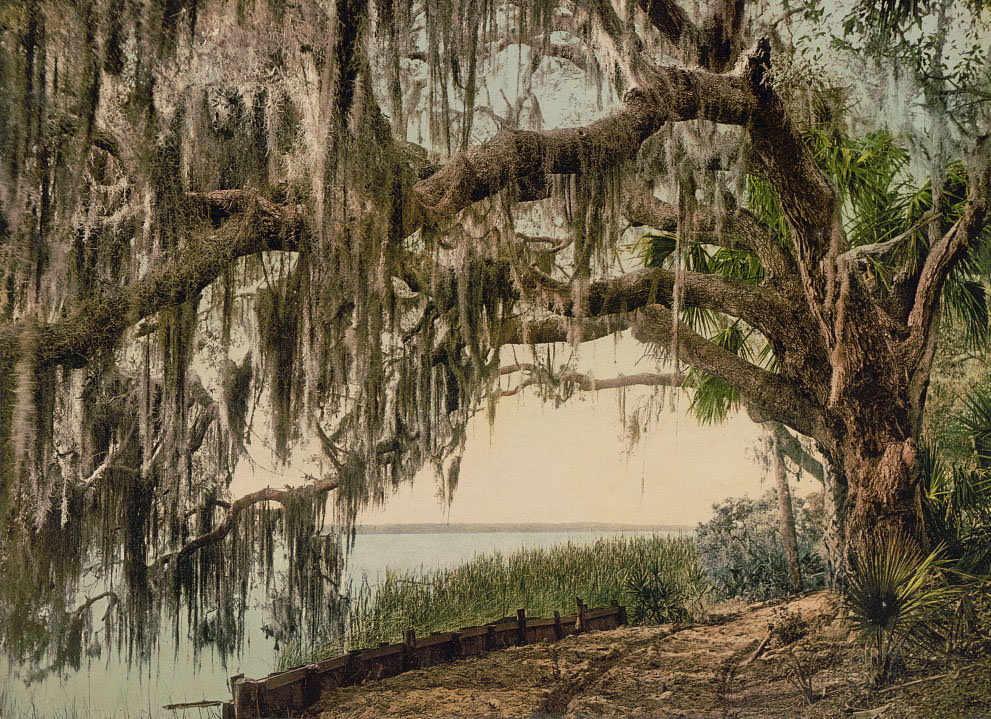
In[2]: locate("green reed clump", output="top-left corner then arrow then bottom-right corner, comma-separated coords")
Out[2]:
279,534 -> 709,669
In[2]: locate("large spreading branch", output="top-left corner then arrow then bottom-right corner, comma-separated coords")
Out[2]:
0,191 -> 306,370
631,304 -> 827,441
494,313 -> 632,346
522,265 -> 792,344
409,63 -> 760,229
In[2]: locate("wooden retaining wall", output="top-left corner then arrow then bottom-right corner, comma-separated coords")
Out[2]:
223,598 -> 627,719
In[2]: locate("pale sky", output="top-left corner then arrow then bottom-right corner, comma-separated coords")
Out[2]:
229,332 -> 815,528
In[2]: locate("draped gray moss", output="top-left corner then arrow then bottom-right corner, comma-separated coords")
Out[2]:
0,0 -> 989,684
0,0 -> 603,674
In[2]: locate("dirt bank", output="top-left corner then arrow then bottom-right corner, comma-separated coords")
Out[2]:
312,592 -> 991,718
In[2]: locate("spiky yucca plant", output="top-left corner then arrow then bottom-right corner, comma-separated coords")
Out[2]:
846,535 -> 957,684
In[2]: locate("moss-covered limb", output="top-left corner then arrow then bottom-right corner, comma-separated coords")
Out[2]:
156,476 -> 340,568
493,313 -> 632,346
409,65 -> 759,228
637,0 -> 747,72
632,303 -> 827,442
498,363 -> 685,397
623,190 -> 796,279
742,40 -> 840,320
0,190 -> 307,370
907,170 -> 990,337
520,264 -> 792,343
767,420 -> 826,484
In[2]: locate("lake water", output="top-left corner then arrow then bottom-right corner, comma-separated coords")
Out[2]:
1,527 -> 675,718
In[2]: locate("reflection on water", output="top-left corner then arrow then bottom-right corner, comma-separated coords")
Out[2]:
1,529 -> 661,718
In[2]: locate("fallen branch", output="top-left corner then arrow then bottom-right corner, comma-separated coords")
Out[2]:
876,672 -> 949,693
742,629 -> 772,665
162,700 -> 224,710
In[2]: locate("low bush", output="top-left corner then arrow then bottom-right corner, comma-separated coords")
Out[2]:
695,489 -> 826,600
845,534 -> 958,686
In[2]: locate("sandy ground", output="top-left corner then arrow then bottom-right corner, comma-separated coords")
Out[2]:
311,592 -> 991,719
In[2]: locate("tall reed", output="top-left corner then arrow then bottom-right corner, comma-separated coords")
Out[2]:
279,534 -> 708,669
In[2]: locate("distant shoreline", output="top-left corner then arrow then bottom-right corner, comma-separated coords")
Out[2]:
354,522 -> 694,534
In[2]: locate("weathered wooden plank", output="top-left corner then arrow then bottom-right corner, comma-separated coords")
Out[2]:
310,655 -> 349,673
230,602 -> 625,718
359,643 -> 404,661
526,617 -> 558,629
262,666 -> 308,690
585,606 -> 619,620
416,631 -> 456,648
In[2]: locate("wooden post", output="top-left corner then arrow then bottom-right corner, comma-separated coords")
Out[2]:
231,678 -> 257,719
485,624 -> 495,651
576,597 -> 586,633
347,649 -> 361,682
612,600 -> 628,626
452,631 -> 464,659
553,610 -> 563,640
402,629 -> 417,671
516,608 -> 527,646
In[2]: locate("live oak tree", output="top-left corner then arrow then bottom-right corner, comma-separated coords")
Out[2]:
0,0 -> 989,672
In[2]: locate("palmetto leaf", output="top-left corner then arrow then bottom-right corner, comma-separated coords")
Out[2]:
846,534 -> 957,679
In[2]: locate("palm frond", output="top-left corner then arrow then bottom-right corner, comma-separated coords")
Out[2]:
846,535 -> 956,683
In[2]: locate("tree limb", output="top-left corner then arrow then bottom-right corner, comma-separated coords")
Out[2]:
498,362 -> 684,396
908,191 -> 990,335
521,265 -> 791,343
409,65 -> 759,229
0,190 -> 306,370
623,190 -> 795,278
638,0 -> 746,72
631,304 -> 827,441
494,313 -> 632,346
767,420 -> 825,484
157,475 -> 339,567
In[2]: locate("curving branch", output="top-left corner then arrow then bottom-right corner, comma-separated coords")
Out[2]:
908,187 -> 990,335
0,190 -> 307,370
157,476 -> 340,567
521,265 -> 792,343
409,64 -> 760,229
767,420 -> 825,484
498,362 -> 684,397
631,304 -> 827,441
623,190 -> 796,279
494,313 -> 632,346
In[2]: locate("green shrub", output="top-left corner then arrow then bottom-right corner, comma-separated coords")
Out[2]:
846,534 -> 958,685
695,490 -> 826,600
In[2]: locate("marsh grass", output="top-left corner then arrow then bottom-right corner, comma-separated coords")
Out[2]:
279,534 -> 708,669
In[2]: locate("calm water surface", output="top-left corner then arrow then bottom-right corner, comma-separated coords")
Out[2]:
1,528 -> 671,717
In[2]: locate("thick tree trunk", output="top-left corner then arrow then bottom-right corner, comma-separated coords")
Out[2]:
842,434 -> 925,562
773,434 -> 803,594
